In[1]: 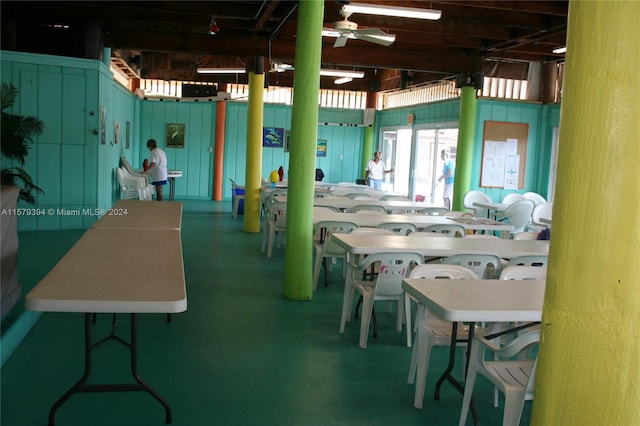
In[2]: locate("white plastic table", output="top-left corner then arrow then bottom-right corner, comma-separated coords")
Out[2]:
167,170 -> 183,201
402,278 -> 544,418
25,228 -> 186,425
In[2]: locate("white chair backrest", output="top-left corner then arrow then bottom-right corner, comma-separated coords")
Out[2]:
423,224 -> 465,238
409,264 -> 479,280
501,192 -> 526,205
314,191 -> 333,198
345,192 -> 372,199
523,192 -> 547,205
503,255 -> 548,268
376,222 -> 417,236
463,190 -> 493,217
356,252 -> 424,296
500,265 -> 547,280
349,204 -> 387,213
503,199 -> 535,233
314,220 -> 359,255
442,253 -> 502,279
531,202 -> 553,226
419,207 -> 451,216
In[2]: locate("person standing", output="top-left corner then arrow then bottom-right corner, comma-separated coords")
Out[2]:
365,150 -> 393,190
145,138 -> 168,201
437,149 -> 454,210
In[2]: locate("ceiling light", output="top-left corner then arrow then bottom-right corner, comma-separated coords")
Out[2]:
334,77 -> 353,85
342,3 -> 442,20
552,46 -> 567,54
320,69 -> 364,78
197,68 -> 246,74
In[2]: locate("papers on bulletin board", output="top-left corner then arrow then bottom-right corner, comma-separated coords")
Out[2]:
481,139 -> 520,188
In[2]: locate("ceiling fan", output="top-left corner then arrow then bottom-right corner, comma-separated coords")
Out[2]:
323,9 -> 396,48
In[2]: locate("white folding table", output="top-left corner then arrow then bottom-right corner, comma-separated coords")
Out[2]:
26,227 -> 186,425
402,278 -> 545,422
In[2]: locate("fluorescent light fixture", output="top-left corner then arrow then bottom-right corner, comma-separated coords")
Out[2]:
320,69 -> 365,78
197,68 -> 246,74
552,46 -> 567,54
334,77 -> 353,85
342,3 -> 442,20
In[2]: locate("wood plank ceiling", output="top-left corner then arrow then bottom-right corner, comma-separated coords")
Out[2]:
1,1 -> 568,93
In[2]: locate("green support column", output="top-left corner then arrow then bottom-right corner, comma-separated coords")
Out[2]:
453,85 -> 476,211
532,2 -> 640,424
242,61 -> 264,233
361,126 -> 375,178
283,0 -> 324,300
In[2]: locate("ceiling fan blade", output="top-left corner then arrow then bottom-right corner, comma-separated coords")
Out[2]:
334,35 -> 349,48
357,32 -> 396,46
353,28 -> 386,36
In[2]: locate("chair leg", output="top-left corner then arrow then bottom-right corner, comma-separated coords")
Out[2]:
323,258 -> 329,287
501,392 -> 527,426
339,271 -> 354,333
414,323 -> 435,409
359,292 -> 375,348
458,357 -> 479,425
312,252 -> 323,291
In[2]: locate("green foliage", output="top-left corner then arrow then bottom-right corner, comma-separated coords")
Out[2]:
1,82 -> 44,204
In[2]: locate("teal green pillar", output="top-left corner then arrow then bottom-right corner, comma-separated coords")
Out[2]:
453,85 -> 477,211
283,0 -> 324,300
243,60 -> 264,233
361,126 -> 375,178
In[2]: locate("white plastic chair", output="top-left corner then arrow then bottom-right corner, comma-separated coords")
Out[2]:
418,206 -> 451,216
264,202 -> 287,258
442,253 -> 502,279
501,193 -> 526,205
405,264 -> 479,409
345,192 -> 372,199
116,167 -> 152,200
349,204 -> 387,213
376,222 -> 417,236
340,252 -> 424,348
312,220 -> 359,291
523,192 -> 546,205
501,199 -> 535,236
503,255 -> 548,268
459,330 -> 540,426
499,265 -> 547,280
463,190 -> 493,217
529,202 -> 553,230
423,224 -> 465,238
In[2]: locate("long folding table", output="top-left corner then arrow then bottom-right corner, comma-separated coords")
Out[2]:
26,201 -> 185,425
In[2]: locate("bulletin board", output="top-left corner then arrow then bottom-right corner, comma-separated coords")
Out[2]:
480,121 -> 528,189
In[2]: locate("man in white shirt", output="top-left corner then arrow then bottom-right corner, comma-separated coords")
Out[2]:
365,150 -> 393,190
145,138 -> 168,201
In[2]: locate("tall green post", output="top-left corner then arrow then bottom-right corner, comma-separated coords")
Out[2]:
283,0 -> 324,300
453,85 -> 477,211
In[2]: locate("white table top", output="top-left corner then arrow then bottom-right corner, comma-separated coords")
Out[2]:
91,200 -> 183,230
332,233 -> 549,259
402,279 -> 545,322
168,170 -> 183,178
307,196 -> 439,213
313,211 -> 513,233
25,228 -> 187,314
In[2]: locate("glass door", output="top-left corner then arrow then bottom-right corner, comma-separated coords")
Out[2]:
378,125 -> 458,204
413,127 -> 459,205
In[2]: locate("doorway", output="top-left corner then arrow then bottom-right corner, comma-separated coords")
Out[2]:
379,125 -> 458,205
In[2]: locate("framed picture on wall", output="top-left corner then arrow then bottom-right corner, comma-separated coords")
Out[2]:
317,139 -> 327,157
166,123 -> 186,148
263,127 -> 284,148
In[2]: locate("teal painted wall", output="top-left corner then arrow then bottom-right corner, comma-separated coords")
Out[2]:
138,100 -> 216,199
1,51 -> 134,231
223,103 -> 365,199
